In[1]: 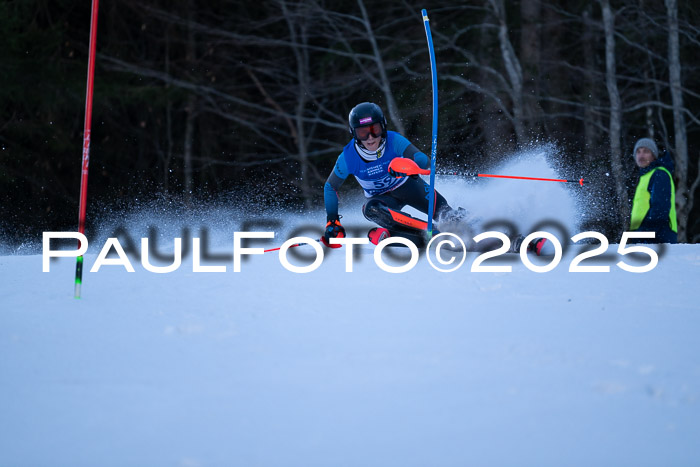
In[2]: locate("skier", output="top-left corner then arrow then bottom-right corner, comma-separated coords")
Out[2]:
629,138 -> 678,243
321,102 -> 460,248
321,101 -> 550,254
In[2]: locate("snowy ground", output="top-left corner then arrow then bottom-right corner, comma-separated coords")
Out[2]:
2,152 -> 699,466
2,242 -> 700,467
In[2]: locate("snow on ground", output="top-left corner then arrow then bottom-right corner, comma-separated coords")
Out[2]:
1,150 -> 699,466
2,242 -> 699,467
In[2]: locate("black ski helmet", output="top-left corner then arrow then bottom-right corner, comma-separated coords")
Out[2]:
348,102 -> 387,145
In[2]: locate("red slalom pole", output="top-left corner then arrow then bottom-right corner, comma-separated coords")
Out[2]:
74,0 -> 100,299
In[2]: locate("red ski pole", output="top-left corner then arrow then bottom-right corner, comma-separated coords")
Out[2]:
391,160 -> 587,187
263,237 -> 327,253
74,0 -> 100,299
476,173 -> 586,186
441,171 -> 587,186
263,242 -> 309,253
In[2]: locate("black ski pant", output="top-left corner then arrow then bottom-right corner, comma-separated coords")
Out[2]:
362,176 -> 454,247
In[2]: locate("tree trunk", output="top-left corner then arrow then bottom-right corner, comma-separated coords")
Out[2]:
184,5 -> 197,202
184,94 -> 195,200
666,0 -> 689,242
489,0 -> 526,145
476,7 -> 514,158
520,0 -> 542,137
601,0 -> 628,239
357,0 -> 405,135
280,0 -> 313,208
582,6 -> 601,163
294,25 -> 313,209
164,25 -> 173,193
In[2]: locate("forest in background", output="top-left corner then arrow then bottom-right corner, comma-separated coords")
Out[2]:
1,0 -> 699,246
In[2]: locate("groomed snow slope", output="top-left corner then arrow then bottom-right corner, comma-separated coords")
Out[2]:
1,241 -> 699,467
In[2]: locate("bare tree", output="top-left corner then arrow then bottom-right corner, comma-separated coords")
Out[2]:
280,0 -> 315,208
581,5 -> 603,163
183,3 -> 198,201
356,0 -> 405,135
665,0 -> 689,241
487,0 -> 526,145
520,0 -> 543,137
600,0 -> 629,237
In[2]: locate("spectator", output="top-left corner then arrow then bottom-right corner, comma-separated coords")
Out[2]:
629,138 -> 678,243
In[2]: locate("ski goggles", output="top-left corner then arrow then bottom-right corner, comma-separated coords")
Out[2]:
354,122 -> 383,141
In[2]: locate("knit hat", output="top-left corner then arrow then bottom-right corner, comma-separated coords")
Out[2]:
633,138 -> 659,159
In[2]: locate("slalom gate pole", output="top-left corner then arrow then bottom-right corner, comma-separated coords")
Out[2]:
74,0 -> 100,299
440,171 -> 587,186
422,9 -> 438,238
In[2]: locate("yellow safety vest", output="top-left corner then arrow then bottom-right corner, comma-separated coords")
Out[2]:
630,166 -> 677,232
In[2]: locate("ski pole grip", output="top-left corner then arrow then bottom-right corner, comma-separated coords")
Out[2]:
388,158 -> 431,176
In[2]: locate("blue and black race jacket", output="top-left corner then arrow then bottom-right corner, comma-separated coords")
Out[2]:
323,131 -> 429,220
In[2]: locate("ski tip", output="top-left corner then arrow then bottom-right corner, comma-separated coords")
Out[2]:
579,177 -> 584,186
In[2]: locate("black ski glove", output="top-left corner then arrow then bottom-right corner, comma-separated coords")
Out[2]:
321,218 -> 345,248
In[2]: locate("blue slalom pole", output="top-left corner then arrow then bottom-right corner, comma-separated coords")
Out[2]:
422,9 -> 438,238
